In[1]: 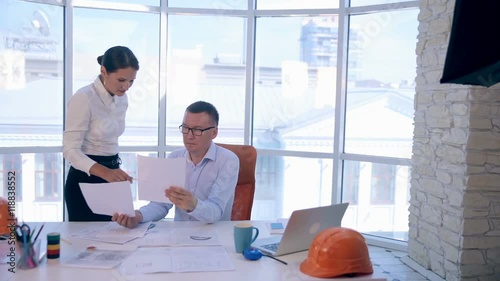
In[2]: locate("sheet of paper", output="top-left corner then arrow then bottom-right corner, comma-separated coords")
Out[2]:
119,246 -> 234,274
61,248 -> 133,269
70,222 -> 151,245
137,155 -> 186,203
79,181 -> 135,217
128,228 -> 221,247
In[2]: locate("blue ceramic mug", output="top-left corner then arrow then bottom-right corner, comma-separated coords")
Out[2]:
234,222 -> 259,253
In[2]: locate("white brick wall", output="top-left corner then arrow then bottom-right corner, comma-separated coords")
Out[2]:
410,0 -> 500,280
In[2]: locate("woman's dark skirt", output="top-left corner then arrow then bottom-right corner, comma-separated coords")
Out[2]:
64,154 -> 121,221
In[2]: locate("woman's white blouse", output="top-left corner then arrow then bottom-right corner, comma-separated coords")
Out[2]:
63,77 -> 128,175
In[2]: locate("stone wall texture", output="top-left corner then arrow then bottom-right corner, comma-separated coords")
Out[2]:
410,0 -> 500,280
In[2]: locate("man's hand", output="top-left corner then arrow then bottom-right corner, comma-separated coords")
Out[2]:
112,210 -> 143,228
165,186 -> 198,212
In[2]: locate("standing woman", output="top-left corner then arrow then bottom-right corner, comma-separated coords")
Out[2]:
63,46 -> 139,221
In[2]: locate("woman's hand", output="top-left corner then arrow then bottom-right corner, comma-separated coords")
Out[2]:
89,164 -> 133,183
104,168 -> 133,182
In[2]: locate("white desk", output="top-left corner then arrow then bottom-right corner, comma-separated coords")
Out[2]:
2,221 -> 386,281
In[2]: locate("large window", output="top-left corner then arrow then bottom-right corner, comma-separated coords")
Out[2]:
73,7 -> 160,146
341,160 -> 410,241
0,1 -> 64,148
254,156 -> 332,218
0,0 -> 418,242
345,9 -> 418,159
257,0 -> 339,10
254,16 -> 337,154
166,15 -> 247,145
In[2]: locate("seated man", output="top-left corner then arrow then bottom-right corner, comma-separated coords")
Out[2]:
113,101 -> 239,228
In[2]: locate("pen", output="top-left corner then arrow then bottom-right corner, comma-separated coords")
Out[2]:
33,224 -> 45,242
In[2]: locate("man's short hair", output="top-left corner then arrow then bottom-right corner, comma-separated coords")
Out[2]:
186,101 -> 219,126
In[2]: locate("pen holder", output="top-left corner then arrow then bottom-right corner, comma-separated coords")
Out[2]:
17,240 -> 41,269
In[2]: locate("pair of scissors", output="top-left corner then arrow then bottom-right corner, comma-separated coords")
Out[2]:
15,223 -> 32,243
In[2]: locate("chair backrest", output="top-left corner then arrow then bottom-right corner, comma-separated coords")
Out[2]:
217,143 -> 257,221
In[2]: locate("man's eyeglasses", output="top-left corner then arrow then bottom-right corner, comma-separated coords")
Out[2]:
179,125 -> 215,136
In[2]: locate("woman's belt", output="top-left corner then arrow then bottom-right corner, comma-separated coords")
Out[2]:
86,154 -> 121,167
96,158 -> 122,166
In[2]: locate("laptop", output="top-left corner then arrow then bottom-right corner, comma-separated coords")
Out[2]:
252,203 -> 349,256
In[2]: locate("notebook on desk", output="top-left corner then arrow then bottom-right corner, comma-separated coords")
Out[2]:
252,203 -> 349,257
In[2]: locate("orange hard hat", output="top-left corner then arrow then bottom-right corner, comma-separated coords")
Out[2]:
0,197 -> 11,235
300,227 -> 373,278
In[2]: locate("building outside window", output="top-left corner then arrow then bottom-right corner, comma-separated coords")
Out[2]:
343,161 -> 360,206
370,163 -> 396,205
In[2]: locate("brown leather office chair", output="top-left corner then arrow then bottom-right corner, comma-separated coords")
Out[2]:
217,143 -> 257,221
0,197 -> 12,235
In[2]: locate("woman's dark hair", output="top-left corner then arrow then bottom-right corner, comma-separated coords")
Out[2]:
97,46 -> 139,73
186,101 -> 219,126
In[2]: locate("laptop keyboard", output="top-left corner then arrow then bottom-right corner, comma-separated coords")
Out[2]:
261,243 -> 279,252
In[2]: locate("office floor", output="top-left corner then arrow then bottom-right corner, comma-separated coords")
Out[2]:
368,245 -> 440,281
